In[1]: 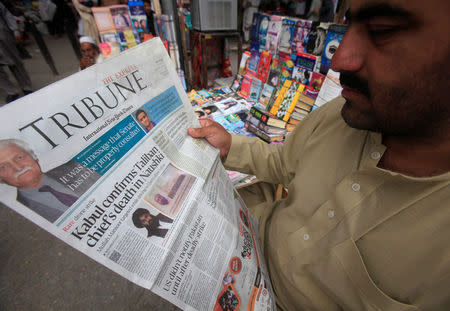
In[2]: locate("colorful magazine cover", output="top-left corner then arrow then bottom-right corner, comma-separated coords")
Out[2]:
128,1 -> 148,34
239,75 -> 252,97
320,24 -> 347,74
279,58 -> 295,86
258,14 -> 270,52
258,84 -> 275,110
249,78 -> 263,101
246,49 -> 260,77
250,12 -> 261,46
110,5 -> 132,32
278,18 -> 296,59
292,52 -> 316,85
99,33 -> 121,58
265,15 -> 283,56
238,51 -> 251,75
291,19 -> 312,61
256,51 -> 272,83
230,74 -> 243,92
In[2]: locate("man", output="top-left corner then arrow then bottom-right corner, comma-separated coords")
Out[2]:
135,109 -> 155,132
79,36 -> 103,70
189,0 -> 450,309
0,139 -> 100,222
0,2 -> 32,103
132,208 -> 173,238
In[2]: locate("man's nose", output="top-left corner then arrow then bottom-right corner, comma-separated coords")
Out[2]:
331,25 -> 366,73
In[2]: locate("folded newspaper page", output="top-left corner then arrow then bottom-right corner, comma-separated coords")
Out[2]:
0,38 -> 275,311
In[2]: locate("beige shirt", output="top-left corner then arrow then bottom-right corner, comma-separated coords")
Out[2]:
224,97 -> 450,311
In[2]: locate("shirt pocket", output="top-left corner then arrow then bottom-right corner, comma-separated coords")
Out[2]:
329,238 -> 417,311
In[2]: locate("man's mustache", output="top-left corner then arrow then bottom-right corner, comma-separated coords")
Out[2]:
340,72 -> 371,98
14,167 -> 31,178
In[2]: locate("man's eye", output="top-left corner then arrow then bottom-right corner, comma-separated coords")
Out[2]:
367,25 -> 396,38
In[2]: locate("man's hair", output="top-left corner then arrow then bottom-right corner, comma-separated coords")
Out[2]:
132,208 -> 150,228
0,139 -> 37,160
135,109 -> 147,118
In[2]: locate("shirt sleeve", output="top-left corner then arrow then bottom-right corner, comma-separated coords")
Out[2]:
224,101 -> 330,186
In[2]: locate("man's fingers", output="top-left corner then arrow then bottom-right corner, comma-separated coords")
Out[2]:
198,118 -> 214,127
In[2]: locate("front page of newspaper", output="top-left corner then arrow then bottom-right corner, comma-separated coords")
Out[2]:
0,38 -> 275,310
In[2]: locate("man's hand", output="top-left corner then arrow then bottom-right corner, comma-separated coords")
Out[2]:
188,118 -> 232,161
79,56 -> 95,70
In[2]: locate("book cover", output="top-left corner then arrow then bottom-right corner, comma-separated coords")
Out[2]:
279,58 -> 295,86
320,24 -> 347,74
230,74 -> 243,92
247,49 -> 260,77
282,83 -> 306,122
258,14 -> 270,52
265,15 -> 283,56
128,0 -> 147,37
278,18 -> 296,59
256,51 -> 272,83
269,80 -> 292,115
249,78 -> 263,101
123,29 -> 138,48
291,19 -> 312,60
110,5 -> 132,32
275,81 -> 301,121
309,72 -> 325,91
250,13 -> 261,48
266,58 -> 281,88
239,75 -> 252,97
98,33 -> 121,59
238,51 -> 251,75
258,84 -> 275,109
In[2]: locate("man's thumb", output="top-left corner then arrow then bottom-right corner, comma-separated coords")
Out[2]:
188,127 -> 207,138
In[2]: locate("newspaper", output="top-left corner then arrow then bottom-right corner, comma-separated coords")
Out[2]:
0,38 -> 275,311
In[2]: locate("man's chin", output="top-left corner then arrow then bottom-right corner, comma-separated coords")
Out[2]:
341,99 -> 378,131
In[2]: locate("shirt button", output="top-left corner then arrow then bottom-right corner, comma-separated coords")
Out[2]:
328,210 -> 335,218
371,151 -> 381,160
303,233 -> 310,240
352,183 -> 361,192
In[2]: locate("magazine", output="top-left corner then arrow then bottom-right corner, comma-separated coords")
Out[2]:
0,38 -> 275,311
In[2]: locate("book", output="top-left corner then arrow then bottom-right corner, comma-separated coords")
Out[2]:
238,51 -> 251,75
279,58 -> 295,86
255,51 -> 272,83
278,18 -> 296,59
282,83 -> 306,122
266,58 -> 281,88
110,5 -> 132,32
250,12 -> 261,44
293,52 -> 316,85
258,14 -> 270,52
230,74 -> 243,92
245,122 -> 284,143
249,78 -> 263,101
247,115 -> 287,135
265,15 -> 283,56
128,1 -> 147,35
320,24 -> 347,74
246,49 -> 260,77
239,75 -> 252,97
269,80 -> 292,115
258,84 -> 275,109
250,106 -> 287,129
291,19 -> 312,60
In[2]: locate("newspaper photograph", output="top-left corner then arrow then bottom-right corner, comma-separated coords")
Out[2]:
0,38 -> 275,310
